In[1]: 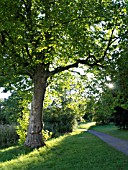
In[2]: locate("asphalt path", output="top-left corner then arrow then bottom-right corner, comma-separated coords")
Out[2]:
88,130 -> 128,156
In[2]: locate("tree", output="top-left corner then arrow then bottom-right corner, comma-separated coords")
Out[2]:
0,0 -> 126,148
0,92 -> 23,124
45,71 -> 87,117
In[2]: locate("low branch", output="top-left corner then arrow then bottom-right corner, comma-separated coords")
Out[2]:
50,62 -> 79,76
49,56 -> 104,77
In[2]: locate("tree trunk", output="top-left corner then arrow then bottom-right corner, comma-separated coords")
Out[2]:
25,65 -> 48,148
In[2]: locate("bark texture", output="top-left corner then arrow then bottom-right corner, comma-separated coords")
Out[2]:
25,65 -> 48,148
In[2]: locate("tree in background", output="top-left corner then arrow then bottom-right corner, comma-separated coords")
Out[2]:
0,0 -> 127,148
43,71 -> 87,136
0,93 -> 23,124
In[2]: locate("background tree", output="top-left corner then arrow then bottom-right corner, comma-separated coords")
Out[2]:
43,71 -> 87,137
0,93 -> 23,124
0,0 -> 126,148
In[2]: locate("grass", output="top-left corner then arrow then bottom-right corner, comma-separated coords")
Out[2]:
89,123 -> 128,141
0,124 -> 128,170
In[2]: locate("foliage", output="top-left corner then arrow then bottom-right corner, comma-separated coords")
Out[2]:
113,106 -> 128,129
93,90 -> 116,124
0,92 -> 23,124
43,71 -> 87,137
44,71 -> 87,117
82,54 -> 128,124
0,0 -> 126,92
0,87 -> 32,124
16,100 -> 30,145
44,106 -> 77,137
111,55 -> 128,109
0,124 -> 18,147
42,130 -> 52,141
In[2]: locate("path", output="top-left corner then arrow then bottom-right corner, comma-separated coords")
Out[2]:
88,130 -> 128,156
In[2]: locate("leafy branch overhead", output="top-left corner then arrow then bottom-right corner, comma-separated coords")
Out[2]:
0,0 -> 123,80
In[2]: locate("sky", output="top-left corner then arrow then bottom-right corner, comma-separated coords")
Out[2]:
0,88 -> 11,99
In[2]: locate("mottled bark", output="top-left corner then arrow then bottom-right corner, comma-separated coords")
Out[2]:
25,65 -> 48,148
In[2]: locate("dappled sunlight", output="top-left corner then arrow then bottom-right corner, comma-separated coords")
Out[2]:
0,146 -> 20,153
0,145 -> 33,164
0,129 -> 97,169
0,131 -> 83,169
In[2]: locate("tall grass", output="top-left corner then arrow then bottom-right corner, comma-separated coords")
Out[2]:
0,124 -> 18,147
0,126 -> 128,170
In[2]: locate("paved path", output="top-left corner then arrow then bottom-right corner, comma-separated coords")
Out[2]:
88,130 -> 128,156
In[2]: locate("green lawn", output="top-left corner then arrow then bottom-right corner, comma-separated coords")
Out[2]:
89,123 -> 128,141
0,125 -> 128,170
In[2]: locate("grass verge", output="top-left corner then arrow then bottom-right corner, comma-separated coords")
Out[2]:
0,126 -> 128,170
89,123 -> 128,141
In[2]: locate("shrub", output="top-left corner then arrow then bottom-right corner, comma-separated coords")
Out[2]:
43,107 -> 78,137
113,106 -> 128,129
0,124 -> 18,147
92,113 -> 110,125
42,130 -> 53,141
16,109 -> 29,145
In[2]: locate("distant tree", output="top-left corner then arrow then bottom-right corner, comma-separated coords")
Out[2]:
0,90 -> 32,124
0,93 -> 22,124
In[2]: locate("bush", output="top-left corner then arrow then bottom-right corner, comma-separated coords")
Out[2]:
0,124 -> 18,147
42,130 -> 53,141
113,106 -> 128,129
43,107 -> 77,137
92,113 -> 110,125
16,109 -> 29,145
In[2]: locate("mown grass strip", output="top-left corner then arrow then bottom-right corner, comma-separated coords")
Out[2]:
0,128 -> 128,170
90,123 -> 128,141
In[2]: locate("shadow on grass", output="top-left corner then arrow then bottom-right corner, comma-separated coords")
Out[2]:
1,129 -> 128,170
0,131 -> 90,169
0,145 -> 33,163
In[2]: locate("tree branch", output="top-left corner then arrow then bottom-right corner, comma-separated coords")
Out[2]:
24,44 -> 32,58
49,55 -> 104,77
50,62 -> 79,76
49,15 -> 93,30
102,28 -> 115,59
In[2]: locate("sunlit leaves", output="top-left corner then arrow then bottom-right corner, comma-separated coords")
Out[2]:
0,0 -> 126,78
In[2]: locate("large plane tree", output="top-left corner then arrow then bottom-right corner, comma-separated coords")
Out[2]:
0,0 -> 126,148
